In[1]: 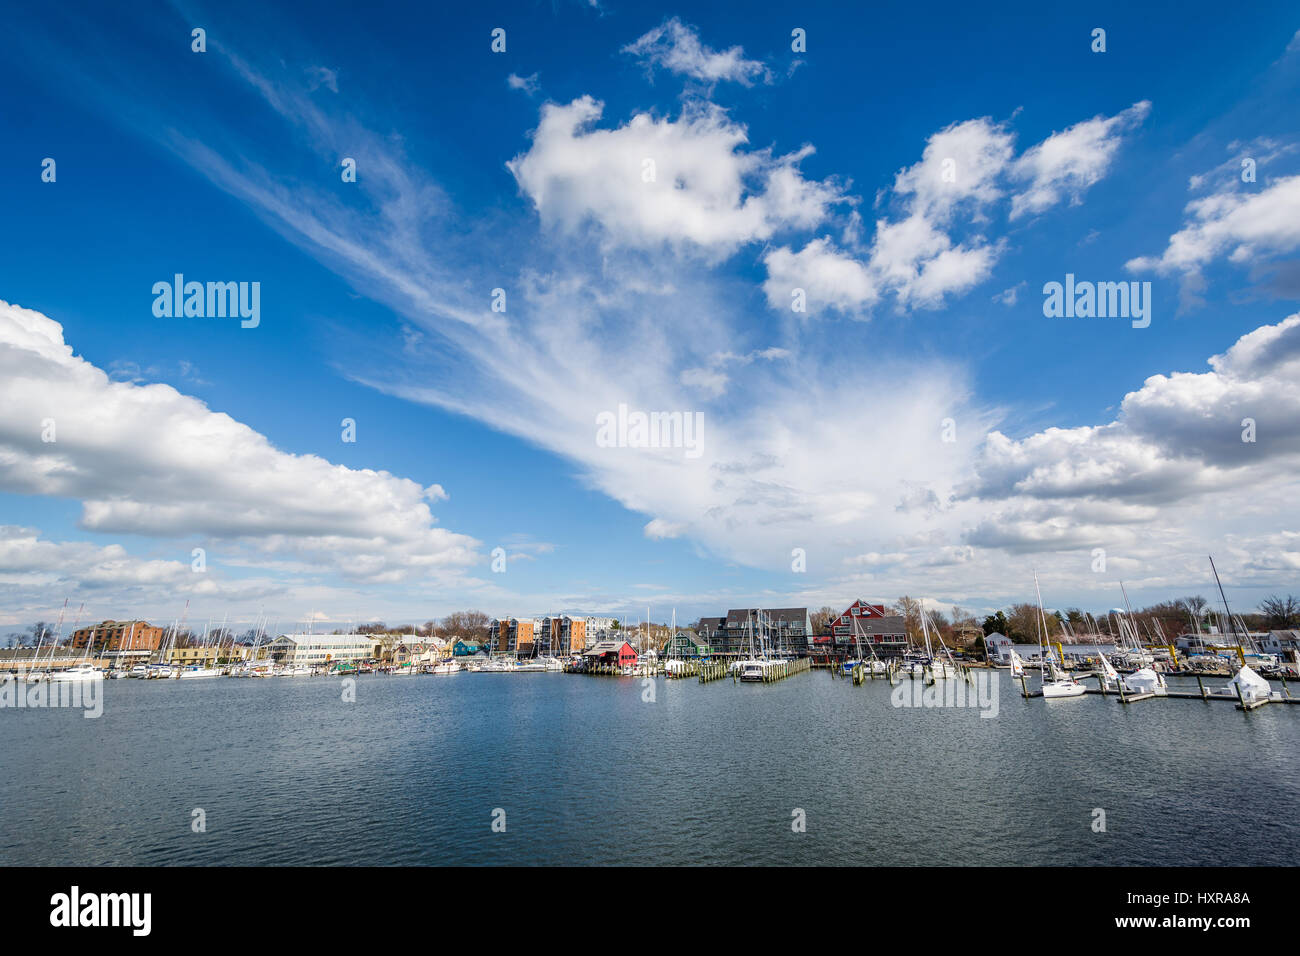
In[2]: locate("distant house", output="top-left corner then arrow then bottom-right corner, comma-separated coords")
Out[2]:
984,633 -> 1014,663
815,601 -> 908,659
1259,630 -> 1300,662
583,640 -> 639,668
664,629 -> 710,659
453,640 -> 484,657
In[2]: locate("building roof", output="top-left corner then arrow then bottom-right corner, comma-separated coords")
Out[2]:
583,640 -> 635,656
274,633 -> 370,646
723,607 -> 809,628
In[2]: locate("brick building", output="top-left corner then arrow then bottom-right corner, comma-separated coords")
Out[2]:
69,620 -> 165,654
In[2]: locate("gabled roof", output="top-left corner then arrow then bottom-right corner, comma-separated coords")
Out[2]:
723,607 -> 809,628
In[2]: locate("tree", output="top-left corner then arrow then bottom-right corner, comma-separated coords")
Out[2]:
1260,595 -> 1300,628
982,611 -> 1009,637
809,606 -> 837,635
893,596 -> 922,642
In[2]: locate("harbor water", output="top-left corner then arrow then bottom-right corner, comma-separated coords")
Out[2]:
2,670 -> 1297,865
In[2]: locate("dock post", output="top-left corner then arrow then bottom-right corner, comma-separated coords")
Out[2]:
1196,674 -> 1207,700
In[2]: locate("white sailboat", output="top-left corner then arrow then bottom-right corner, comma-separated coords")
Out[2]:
1035,574 -> 1086,698
1208,557 -> 1276,706
50,662 -> 104,683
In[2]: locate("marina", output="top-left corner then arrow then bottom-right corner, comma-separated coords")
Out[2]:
2,666 -> 1297,867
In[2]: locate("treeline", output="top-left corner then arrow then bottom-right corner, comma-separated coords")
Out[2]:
333,610 -> 493,643
808,593 -> 1300,647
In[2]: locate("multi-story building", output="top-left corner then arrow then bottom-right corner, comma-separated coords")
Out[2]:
69,620 -> 164,654
487,618 -> 537,657
715,608 -> 813,657
817,600 -> 908,659
536,616 -> 587,656
164,644 -> 253,666
266,634 -> 373,666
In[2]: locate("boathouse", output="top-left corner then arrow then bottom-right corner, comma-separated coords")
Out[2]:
583,640 -> 639,668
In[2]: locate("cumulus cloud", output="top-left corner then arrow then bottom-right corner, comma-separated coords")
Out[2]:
1009,100 -> 1150,219
1127,174 -> 1300,275
623,18 -> 770,86
507,96 -> 841,254
763,103 -> 1148,315
0,300 -> 481,584
963,313 -> 1300,510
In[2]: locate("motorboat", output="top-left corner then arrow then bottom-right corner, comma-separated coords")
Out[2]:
177,665 -> 221,680
50,663 -> 104,682
739,659 -> 780,682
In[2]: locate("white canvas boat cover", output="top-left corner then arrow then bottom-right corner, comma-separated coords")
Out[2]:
1123,667 -> 1163,694
1227,665 -> 1272,702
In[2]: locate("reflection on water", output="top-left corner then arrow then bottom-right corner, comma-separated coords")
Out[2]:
1,671 -> 1297,865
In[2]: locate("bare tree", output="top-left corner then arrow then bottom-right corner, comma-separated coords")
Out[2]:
1260,595 -> 1300,628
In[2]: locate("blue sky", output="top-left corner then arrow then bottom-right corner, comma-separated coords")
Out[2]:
2,0 -> 1299,631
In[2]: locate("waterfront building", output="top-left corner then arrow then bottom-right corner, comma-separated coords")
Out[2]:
266,633 -> 373,666
715,608 -> 813,657
1259,630 -> 1300,662
984,632 -> 1014,663
696,617 -> 726,644
664,629 -> 711,658
69,620 -> 164,654
163,644 -> 251,666
487,618 -> 537,657
815,601 -> 909,660
453,640 -> 484,657
536,616 -> 587,655
583,640 -> 639,668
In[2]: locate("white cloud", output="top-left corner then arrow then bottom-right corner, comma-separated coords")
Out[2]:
764,103 -> 1147,315
623,18 -> 770,86
507,72 -> 540,96
893,117 -> 1015,220
0,300 -> 481,585
506,97 -> 841,254
762,238 -> 878,314
1127,174 -> 1300,275
1009,101 -> 1150,219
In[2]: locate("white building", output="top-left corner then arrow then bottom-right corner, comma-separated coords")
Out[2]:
268,633 -> 373,666
984,632 -> 1014,663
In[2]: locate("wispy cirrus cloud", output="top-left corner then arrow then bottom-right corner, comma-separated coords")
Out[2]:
623,17 -> 772,86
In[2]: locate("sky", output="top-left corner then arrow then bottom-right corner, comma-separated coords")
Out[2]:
2,0 -> 1299,633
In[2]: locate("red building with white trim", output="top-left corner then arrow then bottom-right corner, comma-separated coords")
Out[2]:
816,600 -> 909,659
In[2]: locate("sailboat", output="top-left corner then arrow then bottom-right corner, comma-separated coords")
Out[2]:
51,604 -> 101,682
738,610 -> 781,682
922,611 -> 956,679
1035,574 -> 1086,698
178,620 -> 221,679
1208,556 -> 1276,705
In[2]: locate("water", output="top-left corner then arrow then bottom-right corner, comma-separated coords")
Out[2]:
2,671 -> 1297,865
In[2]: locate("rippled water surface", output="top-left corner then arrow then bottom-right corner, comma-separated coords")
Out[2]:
2,671 -> 1297,865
